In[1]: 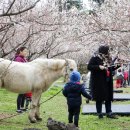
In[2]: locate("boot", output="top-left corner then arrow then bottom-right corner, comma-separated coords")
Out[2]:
98,113 -> 103,119
106,113 -> 118,119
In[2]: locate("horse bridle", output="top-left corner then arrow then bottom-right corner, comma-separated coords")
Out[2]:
64,59 -> 73,82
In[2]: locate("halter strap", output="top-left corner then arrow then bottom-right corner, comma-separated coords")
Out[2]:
64,59 -> 70,82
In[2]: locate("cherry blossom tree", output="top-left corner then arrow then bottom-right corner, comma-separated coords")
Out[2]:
0,0 -> 130,65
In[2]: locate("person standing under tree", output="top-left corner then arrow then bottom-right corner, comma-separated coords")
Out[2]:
14,46 -> 28,113
87,45 -> 120,119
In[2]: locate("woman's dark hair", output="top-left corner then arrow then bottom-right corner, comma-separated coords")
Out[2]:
98,45 -> 109,55
16,47 -> 27,55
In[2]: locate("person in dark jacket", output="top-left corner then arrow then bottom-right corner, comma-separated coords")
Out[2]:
14,46 -> 28,113
62,71 -> 91,128
87,45 -> 120,119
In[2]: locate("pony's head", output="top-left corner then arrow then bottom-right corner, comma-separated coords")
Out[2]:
45,58 -> 77,82
62,59 -> 77,82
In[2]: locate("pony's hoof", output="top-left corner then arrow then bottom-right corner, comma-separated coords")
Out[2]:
36,117 -> 42,121
29,116 -> 37,123
30,119 -> 37,123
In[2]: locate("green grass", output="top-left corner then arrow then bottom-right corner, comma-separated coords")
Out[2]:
0,84 -> 130,130
116,87 -> 130,93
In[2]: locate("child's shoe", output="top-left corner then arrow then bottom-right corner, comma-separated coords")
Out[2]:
98,113 -> 103,119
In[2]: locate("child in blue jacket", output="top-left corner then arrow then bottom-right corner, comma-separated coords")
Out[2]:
62,71 -> 92,128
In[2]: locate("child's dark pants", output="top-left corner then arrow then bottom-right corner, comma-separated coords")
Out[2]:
68,106 -> 80,127
25,97 -> 32,109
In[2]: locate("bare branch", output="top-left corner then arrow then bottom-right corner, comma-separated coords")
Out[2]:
0,0 -> 40,17
50,49 -> 81,58
102,28 -> 130,33
5,0 -> 16,14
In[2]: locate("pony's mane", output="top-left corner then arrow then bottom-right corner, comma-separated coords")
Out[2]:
30,58 -> 66,70
0,58 -> 11,63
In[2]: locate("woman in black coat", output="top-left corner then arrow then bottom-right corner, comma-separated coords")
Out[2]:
87,45 -> 120,119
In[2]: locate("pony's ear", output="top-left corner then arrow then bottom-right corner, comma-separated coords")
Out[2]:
65,59 -> 77,71
64,59 -> 69,67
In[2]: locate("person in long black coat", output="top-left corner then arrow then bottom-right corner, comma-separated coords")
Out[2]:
87,45 -> 120,119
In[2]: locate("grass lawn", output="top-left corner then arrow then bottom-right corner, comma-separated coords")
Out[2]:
0,82 -> 130,130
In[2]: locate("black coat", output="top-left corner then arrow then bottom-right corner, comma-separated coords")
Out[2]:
62,82 -> 91,107
87,56 -> 120,101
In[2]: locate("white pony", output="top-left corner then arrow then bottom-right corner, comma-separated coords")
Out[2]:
0,58 -> 77,123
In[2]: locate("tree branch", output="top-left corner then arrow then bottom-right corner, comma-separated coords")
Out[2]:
102,28 -> 130,33
50,49 -> 81,58
5,0 -> 16,14
0,0 -> 40,17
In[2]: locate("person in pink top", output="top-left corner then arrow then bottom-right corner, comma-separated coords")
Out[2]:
14,46 -> 28,113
